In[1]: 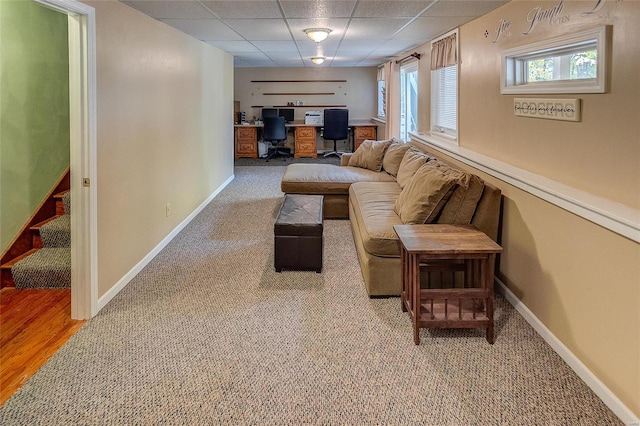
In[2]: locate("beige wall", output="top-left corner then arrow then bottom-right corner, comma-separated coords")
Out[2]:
85,0 -> 234,297
403,0 -> 639,417
234,67 -> 377,151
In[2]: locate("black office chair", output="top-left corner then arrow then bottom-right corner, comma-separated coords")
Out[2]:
263,116 -> 290,161
323,109 -> 349,157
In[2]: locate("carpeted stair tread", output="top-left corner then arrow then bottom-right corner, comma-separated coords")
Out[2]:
11,247 -> 71,289
39,214 -> 71,247
62,191 -> 71,215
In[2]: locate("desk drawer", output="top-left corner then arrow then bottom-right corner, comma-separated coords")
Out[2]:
295,127 -> 316,140
297,142 -> 315,152
236,127 -> 257,139
354,126 -> 377,151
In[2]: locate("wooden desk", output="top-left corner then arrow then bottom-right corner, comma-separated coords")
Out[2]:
393,224 -> 503,345
233,120 -> 378,159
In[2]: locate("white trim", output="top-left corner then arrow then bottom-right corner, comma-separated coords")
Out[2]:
409,132 -> 640,243
97,175 -> 234,312
500,26 -> 608,94
495,280 -> 640,425
35,0 -> 98,320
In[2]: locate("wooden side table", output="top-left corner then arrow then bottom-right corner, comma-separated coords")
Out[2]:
393,224 -> 503,345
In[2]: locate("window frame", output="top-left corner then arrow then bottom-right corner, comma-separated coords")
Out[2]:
430,28 -> 459,144
377,79 -> 386,120
501,26 -> 608,94
400,60 -> 419,142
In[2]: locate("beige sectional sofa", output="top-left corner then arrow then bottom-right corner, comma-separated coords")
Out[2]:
281,140 -> 502,297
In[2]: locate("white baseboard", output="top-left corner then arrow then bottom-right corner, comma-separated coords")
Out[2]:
496,278 -> 639,425
97,174 -> 234,312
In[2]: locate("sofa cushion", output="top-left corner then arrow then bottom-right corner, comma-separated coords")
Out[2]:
438,173 -> 485,224
348,139 -> 393,172
349,182 -> 403,257
382,141 -> 412,177
396,148 -> 432,189
394,162 -> 461,224
281,163 -> 396,195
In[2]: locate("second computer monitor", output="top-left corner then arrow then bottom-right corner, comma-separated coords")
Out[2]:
278,108 -> 295,123
261,108 -> 278,120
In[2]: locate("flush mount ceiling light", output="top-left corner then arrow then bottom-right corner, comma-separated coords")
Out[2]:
304,28 -> 331,43
311,57 -> 326,65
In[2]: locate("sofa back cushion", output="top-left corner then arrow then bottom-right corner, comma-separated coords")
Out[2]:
394,162 -> 464,224
438,173 -> 485,224
396,148 -> 432,189
382,141 -> 411,177
348,139 -> 393,172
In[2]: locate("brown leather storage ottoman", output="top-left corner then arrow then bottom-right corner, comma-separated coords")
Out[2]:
274,194 -> 323,273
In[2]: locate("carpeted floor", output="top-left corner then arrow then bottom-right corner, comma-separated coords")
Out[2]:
0,166 -> 621,425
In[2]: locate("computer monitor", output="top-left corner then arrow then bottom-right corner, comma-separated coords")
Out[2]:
261,108 -> 278,120
278,108 -> 295,123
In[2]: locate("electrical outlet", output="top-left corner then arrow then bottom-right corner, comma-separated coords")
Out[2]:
166,203 -> 171,217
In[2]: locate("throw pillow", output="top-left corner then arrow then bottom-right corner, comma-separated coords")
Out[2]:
395,148 -> 432,189
382,141 -> 411,177
393,162 -> 459,224
348,139 -> 393,172
438,173 -> 485,224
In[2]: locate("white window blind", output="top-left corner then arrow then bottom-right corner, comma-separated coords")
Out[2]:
431,29 -> 458,142
432,65 -> 457,135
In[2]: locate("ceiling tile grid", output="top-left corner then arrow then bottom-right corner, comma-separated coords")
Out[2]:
121,0 -> 509,67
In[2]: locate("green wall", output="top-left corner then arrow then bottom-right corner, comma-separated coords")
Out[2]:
0,0 -> 70,251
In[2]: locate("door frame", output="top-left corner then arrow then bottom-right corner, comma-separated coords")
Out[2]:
35,0 -> 97,319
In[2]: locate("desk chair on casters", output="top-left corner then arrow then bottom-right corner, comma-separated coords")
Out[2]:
323,108 -> 349,157
263,116 -> 290,161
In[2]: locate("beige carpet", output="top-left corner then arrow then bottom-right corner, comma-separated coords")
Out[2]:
0,166 -> 621,425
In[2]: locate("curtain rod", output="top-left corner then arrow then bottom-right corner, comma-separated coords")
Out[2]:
395,52 -> 421,64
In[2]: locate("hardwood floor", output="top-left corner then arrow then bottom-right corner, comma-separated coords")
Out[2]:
0,288 -> 85,406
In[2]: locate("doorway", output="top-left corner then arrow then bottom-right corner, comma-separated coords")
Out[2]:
35,0 -> 97,320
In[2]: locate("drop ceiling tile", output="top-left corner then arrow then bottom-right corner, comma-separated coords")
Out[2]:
424,0 -> 508,17
200,1 -> 283,19
233,59 -> 253,67
295,38 -> 341,54
206,40 -> 261,53
354,0 -> 435,18
224,19 -> 292,40
372,39 -> 424,55
280,0 -> 357,18
264,52 -> 303,62
394,16 -> 470,40
336,39 -> 385,53
161,18 -> 243,41
252,40 -> 299,53
121,1 -> 215,19
345,18 -> 411,39
244,58 -> 279,67
357,58 -> 386,66
273,58 -> 306,67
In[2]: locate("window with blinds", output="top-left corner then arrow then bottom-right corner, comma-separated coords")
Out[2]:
432,65 -> 457,137
431,29 -> 458,142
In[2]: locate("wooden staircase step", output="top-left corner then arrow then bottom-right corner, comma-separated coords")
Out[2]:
54,190 -> 70,216
1,249 -> 39,288
30,216 -> 63,249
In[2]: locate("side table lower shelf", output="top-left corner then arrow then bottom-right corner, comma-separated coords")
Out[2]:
403,288 -> 491,329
